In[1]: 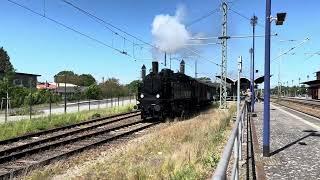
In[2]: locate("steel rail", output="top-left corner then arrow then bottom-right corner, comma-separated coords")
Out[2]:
0,112 -> 140,157
0,121 -> 157,179
0,119 -> 143,164
0,110 -> 140,145
273,98 -> 320,119
279,97 -> 320,107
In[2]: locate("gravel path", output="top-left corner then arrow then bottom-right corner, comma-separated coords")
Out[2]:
254,102 -> 320,180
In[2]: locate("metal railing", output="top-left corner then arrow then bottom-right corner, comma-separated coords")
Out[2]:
211,102 -> 247,180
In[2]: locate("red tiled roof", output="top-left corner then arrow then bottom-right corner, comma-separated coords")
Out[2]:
37,83 -> 57,90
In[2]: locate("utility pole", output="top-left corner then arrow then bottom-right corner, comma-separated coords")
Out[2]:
5,91 -> 9,123
277,49 -> 282,100
169,54 -> 172,70
164,52 -> 167,67
292,80 -> 294,97
219,1 -> 229,109
249,47 -> 253,96
195,59 -> 198,78
64,75 -> 67,114
29,79 -> 32,120
237,56 -> 242,117
251,15 -> 257,112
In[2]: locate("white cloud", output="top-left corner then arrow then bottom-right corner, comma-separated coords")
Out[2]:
151,6 -> 190,54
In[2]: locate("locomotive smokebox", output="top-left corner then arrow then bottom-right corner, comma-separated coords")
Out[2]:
141,64 -> 146,79
152,61 -> 159,74
180,60 -> 185,74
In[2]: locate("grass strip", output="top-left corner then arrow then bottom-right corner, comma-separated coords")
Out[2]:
0,105 -> 134,141
26,104 -> 235,180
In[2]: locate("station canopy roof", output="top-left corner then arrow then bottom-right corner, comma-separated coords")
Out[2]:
215,76 -> 235,84
215,75 -> 271,84
301,80 -> 320,86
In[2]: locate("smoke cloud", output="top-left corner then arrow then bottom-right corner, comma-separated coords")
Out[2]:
151,6 -> 191,53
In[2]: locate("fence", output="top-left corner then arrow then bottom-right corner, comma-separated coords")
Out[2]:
0,95 -> 137,123
211,102 -> 248,180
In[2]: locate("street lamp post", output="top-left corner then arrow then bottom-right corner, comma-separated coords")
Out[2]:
263,0 -> 286,156
237,56 -> 242,117
251,15 -> 258,112
292,80 -> 294,97
287,81 -> 289,96
298,77 -> 301,96
55,74 -> 67,114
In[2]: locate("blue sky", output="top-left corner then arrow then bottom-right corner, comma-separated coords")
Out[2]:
0,0 -> 319,86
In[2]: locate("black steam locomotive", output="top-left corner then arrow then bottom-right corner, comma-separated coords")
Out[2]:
137,61 -> 217,120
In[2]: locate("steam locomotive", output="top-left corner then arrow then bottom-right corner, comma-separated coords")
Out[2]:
137,61 -> 217,120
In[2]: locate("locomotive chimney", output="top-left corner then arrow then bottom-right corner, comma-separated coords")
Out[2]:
180,60 -> 185,74
152,61 -> 159,74
141,64 -> 146,79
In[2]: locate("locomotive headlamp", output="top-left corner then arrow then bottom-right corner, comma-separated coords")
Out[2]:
154,105 -> 161,111
156,94 -> 160,98
140,94 -> 144,98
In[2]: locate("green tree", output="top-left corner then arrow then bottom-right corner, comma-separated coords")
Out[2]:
85,84 -> 101,99
99,78 -> 124,97
0,47 -> 14,73
54,71 -> 78,85
54,71 -> 96,87
78,74 -> 96,86
0,47 -> 15,100
126,80 -> 141,95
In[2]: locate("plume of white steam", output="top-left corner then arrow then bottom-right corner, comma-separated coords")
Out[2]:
151,6 -> 190,53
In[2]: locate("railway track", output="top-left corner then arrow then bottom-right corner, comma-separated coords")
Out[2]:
278,97 -> 320,108
0,111 -> 158,179
273,97 -> 320,118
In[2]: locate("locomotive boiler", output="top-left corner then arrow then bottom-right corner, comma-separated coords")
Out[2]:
137,60 -> 217,120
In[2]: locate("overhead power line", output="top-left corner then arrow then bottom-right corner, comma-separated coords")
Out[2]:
228,8 -> 265,29
186,8 -> 220,27
304,50 -> 320,61
186,0 -> 241,28
9,0 -> 217,79
62,0 -> 222,73
189,33 -> 278,40
183,47 -> 221,67
273,37 -> 310,61
61,0 -> 158,50
7,0 -> 140,60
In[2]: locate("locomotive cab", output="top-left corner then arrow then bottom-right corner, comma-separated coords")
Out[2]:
138,72 -> 164,120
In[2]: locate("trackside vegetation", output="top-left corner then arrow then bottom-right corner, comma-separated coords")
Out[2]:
25,104 -> 235,180
0,105 -> 134,141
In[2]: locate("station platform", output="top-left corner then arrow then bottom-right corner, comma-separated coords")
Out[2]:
251,102 -> 320,179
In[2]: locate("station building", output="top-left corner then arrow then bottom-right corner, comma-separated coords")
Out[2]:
215,75 -> 266,98
0,71 -> 40,88
301,71 -> 320,99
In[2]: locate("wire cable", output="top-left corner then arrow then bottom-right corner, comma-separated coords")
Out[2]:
228,8 -> 265,29
61,0 -> 145,52
186,0 -> 241,28
304,50 -> 320,61
272,37 -> 310,62
61,0 -> 158,50
186,8 -> 220,27
7,0 -> 139,60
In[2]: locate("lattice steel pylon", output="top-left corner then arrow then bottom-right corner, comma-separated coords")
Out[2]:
219,2 -> 229,109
